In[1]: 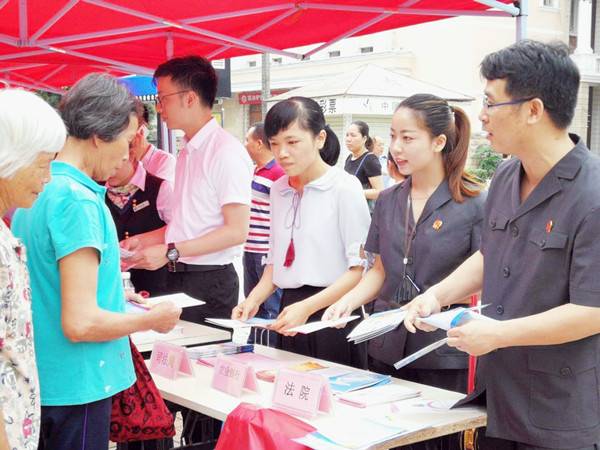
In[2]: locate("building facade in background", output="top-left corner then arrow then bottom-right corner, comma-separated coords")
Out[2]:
215,0 -> 569,154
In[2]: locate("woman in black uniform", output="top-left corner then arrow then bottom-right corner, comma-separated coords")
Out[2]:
325,93 -> 485,449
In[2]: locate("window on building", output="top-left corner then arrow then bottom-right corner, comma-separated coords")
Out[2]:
540,0 -> 559,10
272,57 -> 283,64
248,61 -> 257,67
249,104 -> 262,127
329,50 -> 341,58
360,46 -> 374,54
569,0 -> 578,35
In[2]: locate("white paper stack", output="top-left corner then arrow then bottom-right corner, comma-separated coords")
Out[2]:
337,383 -> 420,408
286,315 -> 360,334
416,304 -> 491,330
126,293 -> 205,314
346,309 -> 407,344
204,317 -> 275,329
146,293 -> 205,308
294,415 -> 430,450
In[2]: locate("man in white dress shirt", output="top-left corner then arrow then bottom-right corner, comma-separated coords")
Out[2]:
126,56 -> 253,322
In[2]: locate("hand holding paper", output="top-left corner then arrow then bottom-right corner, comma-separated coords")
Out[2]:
447,314 -> 502,356
286,316 -> 360,334
120,247 -> 136,259
119,238 -> 142,270
146,302 -> 182,333
402,290 -> 443,334
231,298 -> 261,322
321,297 -> 356,325
205,317 -> 275,329
416,305 -> 489,331
270,301 -> 312,336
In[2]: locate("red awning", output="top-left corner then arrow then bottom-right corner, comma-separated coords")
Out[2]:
0,0 -> 517,91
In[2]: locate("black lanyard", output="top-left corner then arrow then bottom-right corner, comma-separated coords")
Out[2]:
403,194 -> 415,266
391,192 -> 421,305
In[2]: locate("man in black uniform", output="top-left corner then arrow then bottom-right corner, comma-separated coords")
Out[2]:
404,40 -> 600,449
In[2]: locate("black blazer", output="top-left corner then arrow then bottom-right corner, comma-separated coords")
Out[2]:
459,135 -> 600,447
365,177 -> 485,369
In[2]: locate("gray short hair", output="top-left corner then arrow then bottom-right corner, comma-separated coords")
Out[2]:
59,73 -> 136,142
0,89 -> 66,178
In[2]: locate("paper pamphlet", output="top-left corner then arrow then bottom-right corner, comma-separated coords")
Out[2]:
329,371 -> 391,394
287,315 -> 360,334
290,361 -> 329,372
146,293 -> 205,308
294,415 -> 429,450
416,304 -> 490,331
186,343 -> 254,360
337,383 -> 420,408
205,317 -> 275,329
119,247 -> 136,259
346,309 -> 406,344
126,293 -> 205,314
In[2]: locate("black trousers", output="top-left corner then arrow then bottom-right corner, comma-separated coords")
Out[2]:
279,285 -> 367,369
166,263 -> 239,323
39,398 -> 112,450
369,357 -> 468,450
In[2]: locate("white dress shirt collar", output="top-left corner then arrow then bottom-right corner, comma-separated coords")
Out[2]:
184,118 -> 218,153
279,166 -> 339,196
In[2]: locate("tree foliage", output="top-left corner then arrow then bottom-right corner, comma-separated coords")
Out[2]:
36,91 -> 61,108
470,144 -> 503,182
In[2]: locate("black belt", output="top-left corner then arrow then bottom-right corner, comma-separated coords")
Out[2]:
168,262 -> 228,273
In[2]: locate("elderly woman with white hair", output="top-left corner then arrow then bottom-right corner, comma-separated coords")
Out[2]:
12,73 -> 181,450
0,89 -> 66,450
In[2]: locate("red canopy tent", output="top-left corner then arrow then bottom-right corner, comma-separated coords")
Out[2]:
0,0 -> 520,92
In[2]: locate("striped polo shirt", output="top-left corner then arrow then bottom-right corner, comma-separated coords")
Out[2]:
244,159 -> 285,254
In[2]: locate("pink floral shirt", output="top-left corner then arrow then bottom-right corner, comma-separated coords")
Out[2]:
0,221 -> 39,450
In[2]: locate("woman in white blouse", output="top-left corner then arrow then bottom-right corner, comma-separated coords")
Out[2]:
0,89 -> 66,450
232,96 -> 371,367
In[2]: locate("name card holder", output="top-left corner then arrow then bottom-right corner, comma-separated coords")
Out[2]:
149,341 -> 194,380
211,355 -> 259,397
271,369 -> 332,419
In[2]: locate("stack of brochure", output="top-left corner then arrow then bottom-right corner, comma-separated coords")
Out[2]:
337,383 -> 420,408
329,371 -> 391,394
186,342 -> 254,360
294,415 -> 430,450
204,317 -> 275,329
286,315 -> 360,334
346,309 -> 407,344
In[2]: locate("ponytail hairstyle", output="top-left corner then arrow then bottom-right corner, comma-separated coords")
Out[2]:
264,96 -> 339,164
322,124 -> 340,166
351,120 -> 374,152
397,94 -> 482,202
